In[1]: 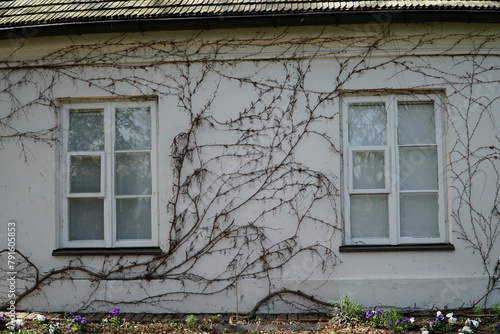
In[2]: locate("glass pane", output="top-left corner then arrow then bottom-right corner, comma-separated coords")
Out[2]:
400,193 -> 439,237
69,109 -> 104,151
70,156 -> 101,193
116,198 -> 152,240
348,103 -> 386,146
353,151 -> 385,189
115,107 -> 151,151
69,198 -> 104,240
398,102 -> 436,145
399,147 -> 438,190
115,152 -> 151,195
350,194 -> 389,238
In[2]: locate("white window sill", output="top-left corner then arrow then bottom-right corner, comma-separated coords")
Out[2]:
339,243 -> 455,253
52,247 -> 163,256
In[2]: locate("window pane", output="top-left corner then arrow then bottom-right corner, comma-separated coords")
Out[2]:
398,102 -> 435,145
350,194 -> 389,238
399,147 -> 438,190
69,109 -> 104,151
115,107 -> 151,151
353,151 -> 385,189
69,198 -> 104,240
115,152 -> 151,195
70,155 -> 101,193
400,193 -> 439,237
348,103 -> 386,146
116,198 -> 152,240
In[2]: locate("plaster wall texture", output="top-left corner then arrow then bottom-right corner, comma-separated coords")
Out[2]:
1,23 -> 499,312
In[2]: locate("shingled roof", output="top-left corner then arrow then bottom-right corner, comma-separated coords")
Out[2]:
1,0 -> 499,38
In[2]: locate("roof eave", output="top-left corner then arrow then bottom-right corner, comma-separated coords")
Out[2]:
1,9 -> 499,40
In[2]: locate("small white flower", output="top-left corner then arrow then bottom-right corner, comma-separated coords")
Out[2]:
36,314 -> 45,322
448,316 -> 457,324
410,317 -> 415,323
461,325 -> 472,333
436,311 -> 442,316
9,319 -> 23,327
466,318 -> 480,328
446,312 -> 454,318
421,330 -> 429,334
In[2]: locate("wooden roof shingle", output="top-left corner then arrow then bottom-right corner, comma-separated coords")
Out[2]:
1,0 -> 499,28
0,0 -> 498,37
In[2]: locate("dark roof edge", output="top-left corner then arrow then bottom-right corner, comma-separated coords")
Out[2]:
1,9 -> 499,40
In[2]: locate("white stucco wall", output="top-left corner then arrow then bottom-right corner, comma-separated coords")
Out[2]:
1,22 -> 499,313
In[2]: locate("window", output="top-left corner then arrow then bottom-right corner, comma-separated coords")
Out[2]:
342,95 -> 446,245
60,101 -> 157,248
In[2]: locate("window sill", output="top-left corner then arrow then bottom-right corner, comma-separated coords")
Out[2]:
339,243 -> 455,253
52,247 -> 163,256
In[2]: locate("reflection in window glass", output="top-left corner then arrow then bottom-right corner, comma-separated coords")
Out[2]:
348,103 -> 386,146
115,107 -> 151,151
353,151 -> 385,189
115,152 -> 152,195
399,147 -> 438,191
116,198 -> 152,240
400,193 -> 439,237
69,109 -> 104,151
69,198 -> 104,240
70,155 -> 101,193
350,194 -> 389,238
398,102 -> 435,145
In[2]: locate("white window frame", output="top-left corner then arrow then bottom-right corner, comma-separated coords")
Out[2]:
60,100 -> 158,248
342,94 -> 447,245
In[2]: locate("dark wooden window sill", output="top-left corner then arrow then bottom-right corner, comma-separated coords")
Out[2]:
52,247 -> 163,256
339,243 -> 455,253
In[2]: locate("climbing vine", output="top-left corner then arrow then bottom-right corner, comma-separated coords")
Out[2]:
0,24 -> 499,312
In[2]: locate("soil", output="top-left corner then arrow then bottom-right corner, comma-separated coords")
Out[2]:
3,312 -> 500,334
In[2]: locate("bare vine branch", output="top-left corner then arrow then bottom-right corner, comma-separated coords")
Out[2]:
1,26 -> 499,312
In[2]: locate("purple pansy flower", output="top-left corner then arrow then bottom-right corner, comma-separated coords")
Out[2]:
112,308 -> 120,317
436,312 -> 444,323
